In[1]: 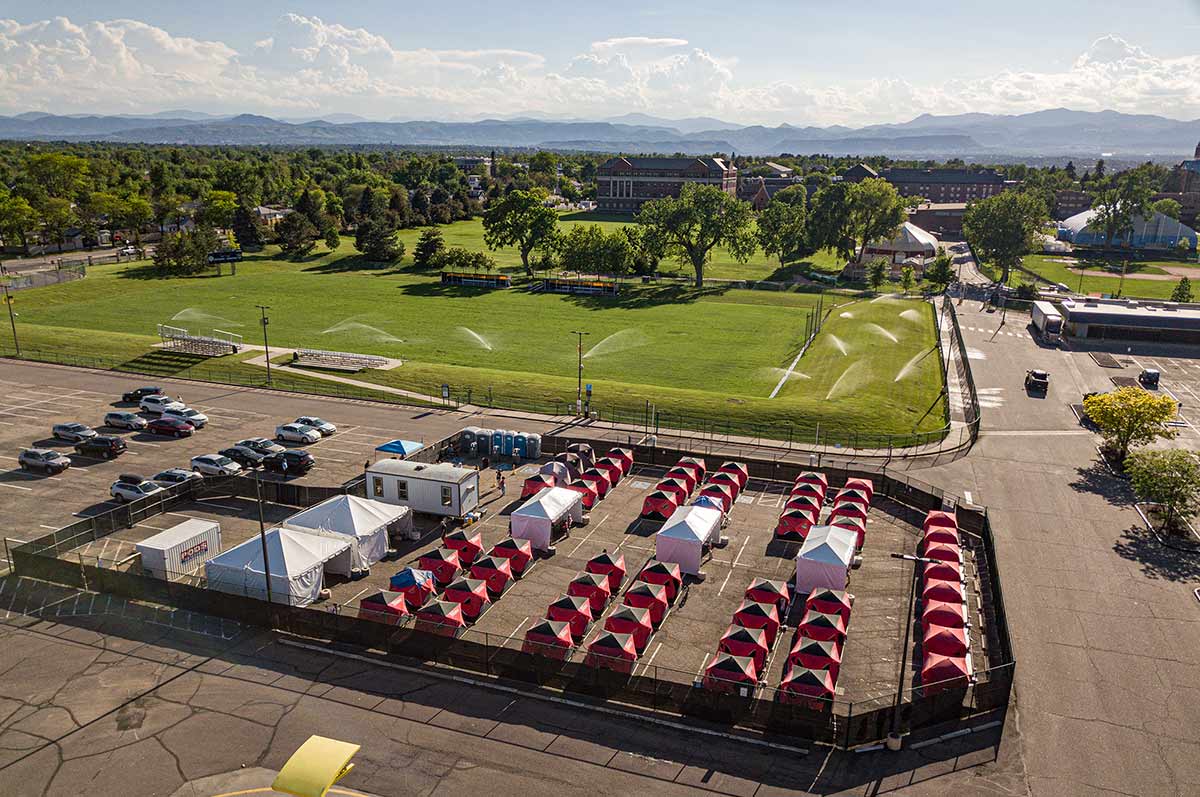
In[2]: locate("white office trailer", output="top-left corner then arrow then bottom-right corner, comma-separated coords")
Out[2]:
366,459 -> 480,518
283,495 -> 412,573
205,527 -> 352,606
510,487 -> 584,552
135,518 -> 222,580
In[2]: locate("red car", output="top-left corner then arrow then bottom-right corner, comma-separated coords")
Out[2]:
147,416 -> 195,438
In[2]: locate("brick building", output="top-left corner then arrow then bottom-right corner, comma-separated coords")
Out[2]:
595,156 -> 737,213
907,202 -> 967,237
844,163 -> 1010,203
1053,190 -> 1093,220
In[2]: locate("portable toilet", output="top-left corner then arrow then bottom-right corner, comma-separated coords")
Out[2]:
472,428 -> 492,458
527,433 -> 542,459
459,427 -> 482,455
513,433 -> 528,459
491,430 -> 504,457
502,431 -> 516,457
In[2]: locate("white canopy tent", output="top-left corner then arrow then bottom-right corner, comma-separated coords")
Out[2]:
864,222 -> 939,264
282,495 -> 410,573
654,505 -> 723,576
205,527 -> 352,606
794,525 -> 857,593
510,487 -> 583,551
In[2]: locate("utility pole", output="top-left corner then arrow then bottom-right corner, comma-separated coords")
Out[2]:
571,330 -> 589,416
887,552 -> 936,750
257,304 -> 271,385
1,285 -> 18,358
254,470 -> 274,607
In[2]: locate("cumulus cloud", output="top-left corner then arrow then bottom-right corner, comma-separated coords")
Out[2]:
0,19 -> 1194,126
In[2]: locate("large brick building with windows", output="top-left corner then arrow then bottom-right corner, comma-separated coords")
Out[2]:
596,156 -> 737,213
845,163 -> 1011,203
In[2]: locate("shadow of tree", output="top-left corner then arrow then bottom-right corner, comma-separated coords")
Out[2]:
397,281 -> 499,298
1112,524 -> 1200,582
302,254 -> 395,274
115,349 -> 211,376
561,282 -> 733,310
1067,461 -> 1136,508
117,264 -> 228,281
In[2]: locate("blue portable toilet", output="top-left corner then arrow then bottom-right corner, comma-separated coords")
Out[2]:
491,430 -> 503,455
502,430 -> 515,456
526,433 -> 542,459
459,426 -> 482,455
513,432 -> 528,459
473,428 -> 492,458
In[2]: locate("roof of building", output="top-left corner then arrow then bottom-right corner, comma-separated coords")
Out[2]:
1059,209 -> 1198,242
765,161 -> 794,175
1061,299 -> 1200,331
598,156 -> 733,174
879,167 -> 1004,185
869,221 -> 939,253
910,202 -> 968,212
366,459 -> 477,483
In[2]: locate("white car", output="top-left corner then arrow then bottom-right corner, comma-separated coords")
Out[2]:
163,406 -> 208,429
190,454 -> 243,476
140,394 -> 186,415
52,422 -> 98,443
275,423 -> 321,444
295,416 -> 337,436
110,477 -> 166,503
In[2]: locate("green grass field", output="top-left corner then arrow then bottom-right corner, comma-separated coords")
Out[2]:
1,224 -> 945,442
1013,254 -> 1200,300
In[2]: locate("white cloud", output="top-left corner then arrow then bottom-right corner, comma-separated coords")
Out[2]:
590,36 -> 688,53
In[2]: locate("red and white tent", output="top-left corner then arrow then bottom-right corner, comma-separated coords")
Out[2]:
415,599 -> 465,637
776,507 -> 817,540
829,514 -> 867,548
585,550 -> 627,592
579,468 -> 612,498
794,471 -> 828,490
469,555 -> 514,596
568,571 -> 612,613
716,461 -> 748,488
921,652 -> 970,694
705,471 -> 742,499
443,528 -> 483,566
388,567 -> 436,610
637,560 -> 683,601
623,581 -> 669,626
488,537 -> 533,578
805,588 -> 853,621
443,576 -> 491,620
733,599 -> 781,644
585,631 -> 638,674
655,477 -> 691,504
718,624 -> 769,670
829,501 -> 868,522
539,461 -> 572,484
923,542 -> 962,565
418,547 -> 462,587
676,456 -> 707,481
923,624 -> 969,657
640,489 -> 680,521
745,578 -> 791,613
564,479 -> 599,509
923,510 -> 957,532
833,486 -> 870,509
789,481 -> 825,502
703,653 -> 758,693
922,599 -> 968,629
842,477 -> 874,502
522,619 -> 573,660
547,594 -> 593,641
784,493 -> 822,514
664,466 -> 699,493
922,525 -> 960,549
358,591 -> 408,623
922,578 -> 965,604
923,559 -> 963,584
798,608 -> 848,642
604,605 -> 653,651
788,635 -> 843,680
521,473 -> 556,499
607,448 -> 634,475
592,457 -> 624,486
698,482 -> 735,513
566,442 -> 595,469
779,664 -> 836,707
555,451 -> 583,480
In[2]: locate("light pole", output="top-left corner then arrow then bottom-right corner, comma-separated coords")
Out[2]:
257,304 -> 272,385
887,551 -> 936,750
1,285 -> 18,358
254,469 -> 274,607
571,330 -> 589,416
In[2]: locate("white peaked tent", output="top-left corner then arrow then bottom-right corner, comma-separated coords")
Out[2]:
283,495 -> 410,572
866,222 -> 939,264
205,527 -> 352,606
510,487 -> 583,551
655,504 -> 722,576
795,525 -> 857,593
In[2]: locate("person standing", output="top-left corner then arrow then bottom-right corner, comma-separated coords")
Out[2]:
499,475 -> 506,497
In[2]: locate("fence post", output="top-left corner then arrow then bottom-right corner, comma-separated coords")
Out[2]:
844,701 -> 853,749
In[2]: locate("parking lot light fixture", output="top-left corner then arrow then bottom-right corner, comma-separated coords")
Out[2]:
888,552 -> 937,749
257,305 -> 272,385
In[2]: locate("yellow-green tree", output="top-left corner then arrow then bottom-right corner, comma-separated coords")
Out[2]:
1083,387 -> 1177,462
1125,449 -> 1200,532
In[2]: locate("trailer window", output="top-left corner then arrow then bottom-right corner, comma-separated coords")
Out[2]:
397,480 -> 409,501
372,476 -> 383,497
441,486 -> 452,506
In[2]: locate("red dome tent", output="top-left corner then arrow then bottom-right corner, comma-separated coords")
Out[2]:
923,559 -> 963,584
805,588 -> 853,621
607,448 -> 634,475
775,507 -> 818,540
923,510 -> 957,532
443,529 -> 484,566
604,605 -> 654,651
676,455 -> 706,478
703,653 -> 758,693
488,537 -> 533,578
789,481 -> 825,502
842,477 -> 874,502
698,482 -> 735,513
921,653 -> 970,695
705,470 -> 742,499
716,461 -> 748,489
733,599 -> 781,644
469,555 -> 514,596
388,567 -> 436,610
829,500 -> 868,522
640,489 -> 679,521
585,550 -> 627,592
833,487 -> 870,509
637,560 -> 683,601
623,581 -> 669,626
798,608 -> 848,642
585,631 -> 638,674
745,578 -> 791,613
358,590 -> 409,623
829,514 -> 867,548
784,493 -> 822,514
922,578 -> 965,604
415,599 -> 466,637
923,542 -> 962,565
539,461 -> 572,484
922,525 -> 960,549
566,442 -> 595,469
922,599 -> 967,629
546,594 -> 593,641
664,466 -> 699,493
788,635 -> 843,679
521,473 -> 557,499
795,471 -> 828,490
568,571 -> 612,613
592,457 -> 623,486
522,619 -> 573,660
418,547 -> 462,587
779,664 -> 836,707
443,576 -> 491,620
718,624 -> 770,670
579,468 -> 612,499
564,479 -> 599,509
655,477 -> 691,504
923,624 -> 969,657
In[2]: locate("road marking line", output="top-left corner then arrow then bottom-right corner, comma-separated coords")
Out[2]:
508,616 -> 530,641
964,491 -> 974,505
0,483 -> 32,491
638,641 -> 663,676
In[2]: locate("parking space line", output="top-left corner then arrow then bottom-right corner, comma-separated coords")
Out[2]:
0,483 -> 32,491
126,440 -> 159,448
312,446 -> 367,456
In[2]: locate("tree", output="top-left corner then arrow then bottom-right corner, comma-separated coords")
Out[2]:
0,194 -> 38,254
807,182 -> 857,262
39,197 -> 74,252
756,185 -> 808,267
1082,386 -> 1177,463
152,227 -> 221,276
1171,276 -> 1193,303
119,196 -> 154,245
1151,197 -> 1182,221
198,190 -> 238,229
636,183 -> 757,287
25,153 -> 89,200
413,227 -> 446,270
557,224 -> 634,276
622,225 -> 664,275
355,216 -> 404,262
900,265 -> 915,295
924,248 -> 955,291
436,247 -> 495,273
482,189 -> 559,274
1088,169 -> 1153,249
1125,449 -> 1200,533
848,178 -> 908,263
275,211 -> 319,258
962,191 -> 1048,285
231,205 -> 265,251
867,259 -> 889,292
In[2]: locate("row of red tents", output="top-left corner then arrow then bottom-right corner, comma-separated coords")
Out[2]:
641,458 -> 750,520
702,577 -> 791,693
828,478 -> 874,548
776,471 -> 828,540
917,510 -> 972,694
777,587 -> 855,706
522,445 -> 635,508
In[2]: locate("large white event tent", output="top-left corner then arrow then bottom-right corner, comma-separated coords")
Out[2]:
510,487 -> 583,551
794,525 -> 857,593
654,504 -> 723,576
283,495 -> 411,573
205,527 -> 351,606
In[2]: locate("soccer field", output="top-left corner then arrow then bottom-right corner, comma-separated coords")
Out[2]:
3,237 -> 945,441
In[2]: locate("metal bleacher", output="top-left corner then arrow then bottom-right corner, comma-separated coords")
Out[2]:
157,324 -> 242,357
294,348 -> 389,372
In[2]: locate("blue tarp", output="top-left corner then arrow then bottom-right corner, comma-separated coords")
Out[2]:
375,439 -> 423,457
389,568 -> 434,591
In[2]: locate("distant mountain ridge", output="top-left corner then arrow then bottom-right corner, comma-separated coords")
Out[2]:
0,108 -> 1195,157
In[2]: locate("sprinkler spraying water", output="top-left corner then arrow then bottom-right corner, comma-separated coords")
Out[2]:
457,326 -> 494,351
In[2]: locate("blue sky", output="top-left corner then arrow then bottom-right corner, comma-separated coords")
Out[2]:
0,1 -> 1198,124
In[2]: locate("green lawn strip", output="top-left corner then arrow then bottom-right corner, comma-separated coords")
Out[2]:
1013,254 -> 1190,300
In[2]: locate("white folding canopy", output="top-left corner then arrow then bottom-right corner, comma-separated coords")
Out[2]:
283,495 -> 410,572
510,487 -> 583,551
654,504 -> 722,576
794,525 -> 857,593
205,527 -> 352,606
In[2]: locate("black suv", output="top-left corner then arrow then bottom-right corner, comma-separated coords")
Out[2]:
121,385 -> 164,403
219,446 -> 265,469
1024,369 -> 1050,394
74,435 -> 128,459
262,450 -> 315,475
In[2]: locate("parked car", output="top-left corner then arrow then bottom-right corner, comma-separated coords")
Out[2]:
262,449 -> 315,475
52,422 -> 98,443
275,423 -> 321,444
146,416 -> 195,438
219,446 -> 265,469
1139,368 -> 1160,389
152,468 -> 203,487
294,416 -> 337,436
235,437 -> 286,457
1024,369 -> 1050,394
73,435 -> 128,459
190,454 -> 243,476
109,474 -> 166,503
121,385 -> 164,403
18,448 -> 71,474
162,406 -> 208,429
140,395 -> 186,415
103,411 -> 148,431
119,246 -> 140,256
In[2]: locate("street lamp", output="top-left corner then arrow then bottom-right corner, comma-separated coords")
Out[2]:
571,330 -> 589,416
257,304 -> 272,385
887,551 -> 937,750
253,469 -> 274,607
1,285 -> 18,358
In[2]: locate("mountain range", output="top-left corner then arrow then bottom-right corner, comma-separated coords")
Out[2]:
0,108 -> 1195,158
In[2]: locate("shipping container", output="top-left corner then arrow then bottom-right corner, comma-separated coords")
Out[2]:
135,518 -> 222,580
